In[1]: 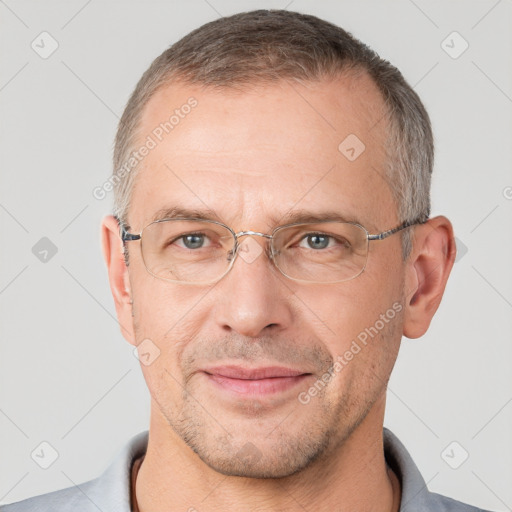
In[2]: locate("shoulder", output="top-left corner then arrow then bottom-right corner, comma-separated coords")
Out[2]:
383,428 -> 495,512
413,490 -> 492,512
0,479 -> 98,512
0,430 -> 148,512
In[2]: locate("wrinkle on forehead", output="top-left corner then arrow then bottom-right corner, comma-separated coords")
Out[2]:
129,74 -> 395,232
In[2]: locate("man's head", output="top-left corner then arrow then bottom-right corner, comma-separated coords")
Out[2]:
101,10 -> 455,479
112,9 -> 434,259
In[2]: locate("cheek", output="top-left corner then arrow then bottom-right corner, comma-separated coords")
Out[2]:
307,283 -> 403,401
132,287 -> 203,402
130,275 -> 212,370
297,271 -> 404,355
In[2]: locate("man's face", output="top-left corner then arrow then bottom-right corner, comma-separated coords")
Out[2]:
124,73 -> 406,478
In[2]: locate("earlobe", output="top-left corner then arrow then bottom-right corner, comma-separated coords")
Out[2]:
101,215 -> 136,344
402,216 -> 456,339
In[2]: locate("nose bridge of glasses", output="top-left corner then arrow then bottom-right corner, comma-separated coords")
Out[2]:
228,230 -> 274,263
234,230 -> 273,240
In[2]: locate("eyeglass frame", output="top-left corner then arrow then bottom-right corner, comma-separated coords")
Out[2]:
115,214 -> 428,285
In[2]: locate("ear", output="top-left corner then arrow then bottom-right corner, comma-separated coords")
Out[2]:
402,215 -> 456,339
101,215 -> 136,345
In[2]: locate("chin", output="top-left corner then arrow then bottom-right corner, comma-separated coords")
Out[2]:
185,427 -> 333,479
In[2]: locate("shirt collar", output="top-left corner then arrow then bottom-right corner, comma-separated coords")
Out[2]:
85,428 -> 444,511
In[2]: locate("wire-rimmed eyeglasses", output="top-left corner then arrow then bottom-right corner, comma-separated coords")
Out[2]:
117,215 -> 427,285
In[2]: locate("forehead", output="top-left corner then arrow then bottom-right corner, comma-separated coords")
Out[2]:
128,73 -> 395,232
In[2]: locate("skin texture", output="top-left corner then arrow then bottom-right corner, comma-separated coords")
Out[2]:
101,73 -> 456,511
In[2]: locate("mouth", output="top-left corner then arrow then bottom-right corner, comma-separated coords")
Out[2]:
201,365 -> 313,396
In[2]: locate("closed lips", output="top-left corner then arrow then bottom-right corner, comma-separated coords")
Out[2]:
202,366 -> 310,379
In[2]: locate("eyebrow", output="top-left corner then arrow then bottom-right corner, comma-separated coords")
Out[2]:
149,206 -> 362,229
274,209 -> 359,226
151,206 -> 221,223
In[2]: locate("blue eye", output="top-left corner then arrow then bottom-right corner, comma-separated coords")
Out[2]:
174,233 -> 211,250
305,234 -> 330,249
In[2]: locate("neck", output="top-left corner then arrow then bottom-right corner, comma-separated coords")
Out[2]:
135,398 -> 400,512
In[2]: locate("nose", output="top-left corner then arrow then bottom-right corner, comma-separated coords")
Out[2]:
213,234 -> 293,338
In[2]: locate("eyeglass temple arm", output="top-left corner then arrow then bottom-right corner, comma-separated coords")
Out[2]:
114,215 -> 140,242
122,232 -> 141,241
367,215 -> 429,241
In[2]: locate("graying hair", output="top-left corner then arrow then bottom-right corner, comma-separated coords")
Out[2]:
113,9 -> 433,258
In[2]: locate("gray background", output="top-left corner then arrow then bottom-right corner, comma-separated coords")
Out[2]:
1,0 -> 511,509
